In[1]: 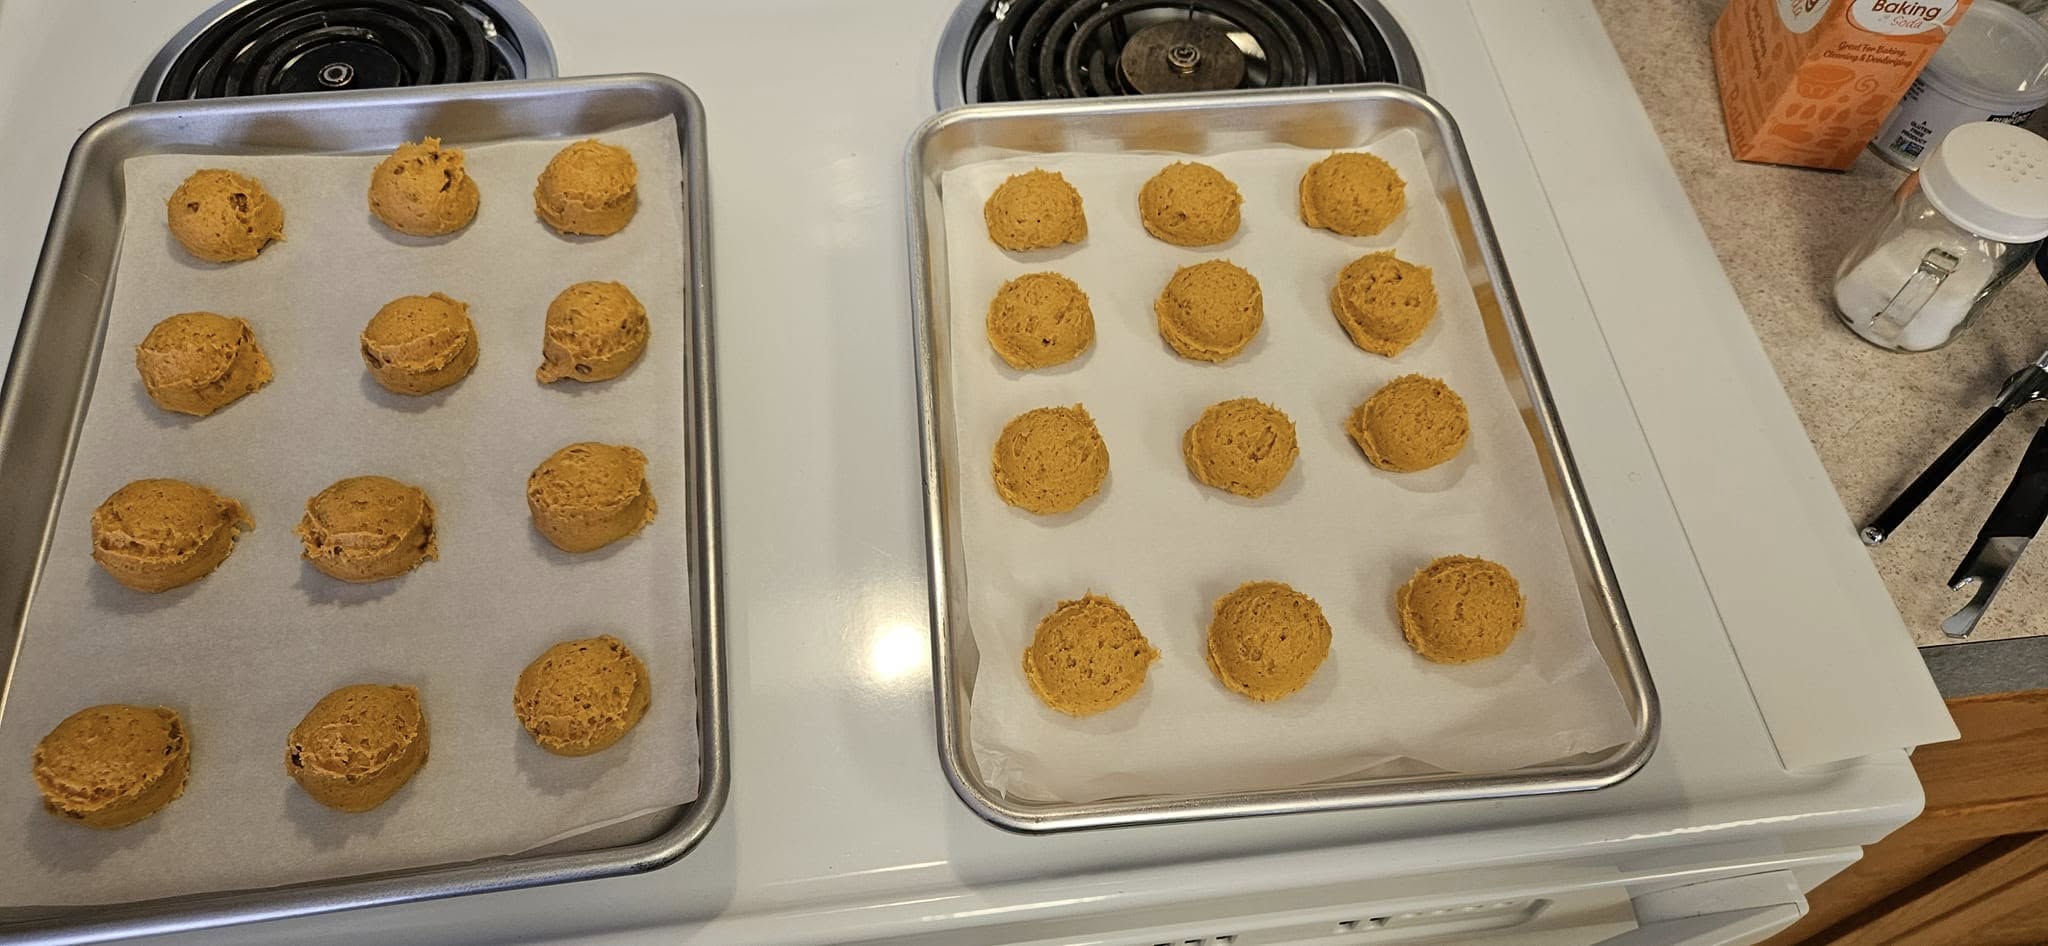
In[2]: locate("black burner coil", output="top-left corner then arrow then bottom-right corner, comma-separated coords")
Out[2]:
154,0 -> 519,101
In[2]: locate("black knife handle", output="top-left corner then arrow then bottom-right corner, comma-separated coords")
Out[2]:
1863,406 -> 2008,545
1981,420 -> 2048,540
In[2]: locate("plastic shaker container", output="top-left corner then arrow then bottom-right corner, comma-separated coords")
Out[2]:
1873,1 -> 2048,171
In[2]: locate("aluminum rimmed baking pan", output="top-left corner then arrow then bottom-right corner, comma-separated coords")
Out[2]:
907,85 -> 1659,833
0,74 -> 725,943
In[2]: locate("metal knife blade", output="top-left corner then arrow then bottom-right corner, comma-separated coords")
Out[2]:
1944,419 -> 2048,638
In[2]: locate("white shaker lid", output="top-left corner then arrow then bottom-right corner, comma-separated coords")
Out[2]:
1922,122 -> 2048,244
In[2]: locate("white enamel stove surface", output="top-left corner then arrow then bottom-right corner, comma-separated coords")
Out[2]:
0,1 -> 1928,944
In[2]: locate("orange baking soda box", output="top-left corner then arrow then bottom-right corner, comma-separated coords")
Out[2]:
1712,0 -> 1974,169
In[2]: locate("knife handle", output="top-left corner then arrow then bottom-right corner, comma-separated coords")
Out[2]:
1863,406 -> 2008,545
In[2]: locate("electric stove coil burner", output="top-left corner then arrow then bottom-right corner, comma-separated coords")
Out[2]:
138,0 -> 555,103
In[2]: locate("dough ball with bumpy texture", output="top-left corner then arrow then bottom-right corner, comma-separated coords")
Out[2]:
1023,595 -> 1160,716
33,704 -> 189,829
526,442 -> 659,553
286,684 -> 428,812
1183,398 -> 1298,498
537,281 -> 650,384
986,272 -> 1094,370
991,404 -> 1110,515
1397,555 -> 1525,664
1330,251 -> 1437,357
360,293 -> 479,396
983,169 -> 1087,251
1155,259 -> 1262,362
514,636 -> 652,756
135,312 -> 274,416
166,169 -> 284,263
534,139 -> 639,236
367,137 -> 480,237
1346,374 -> 1469,473
1299,151 -> 1407,237
91,479 -> 252,593
1206,581 -> 1332,702
1139,161 -> 1242,247
295,476 -> 438,583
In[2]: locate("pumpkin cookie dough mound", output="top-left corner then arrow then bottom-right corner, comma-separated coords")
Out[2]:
286,684 -> 427,812
1183,398 -> 1298,498
91,479 -> 252,593
1138,161 -> 1242,247
135,312 -> 274,416
33,705 -> 189,829
1397,555 -> 1525,664
1299,152 -> 1407,237
986,272 -> 1095,369
534,139 -> 639,236
983,168 -> 1087,251
166,169 -> 284,263
360,292 -> 479,396
294,476 -> 437,583
1206,581 -> 1332,702
537,280 -> 650,384
991,405 -> 1110,515
367,137 -> 480,237
527,442 -> 658,553
514,636 -> 652,756
1154,259 -> 1262,362
1346,374 -> 1469,473
1330,251 -> 1437,357
1023,594 -> 1160,716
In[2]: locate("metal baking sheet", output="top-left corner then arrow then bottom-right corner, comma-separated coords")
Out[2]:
906,85 -> 1659,832
0,74 -> 726,942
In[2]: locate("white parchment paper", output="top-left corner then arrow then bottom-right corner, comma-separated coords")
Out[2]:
943,130 -> 1635,802
0,117 -> 699,906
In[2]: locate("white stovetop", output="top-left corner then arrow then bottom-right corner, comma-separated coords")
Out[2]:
0,1 -> 1930,943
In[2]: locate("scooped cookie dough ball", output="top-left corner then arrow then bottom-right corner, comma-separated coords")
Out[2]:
1397,555 -> 1525,664
526,442 -> 658,553
1023,594 -> 1160,716
286,684 -> 428,812
991,404 -> 1110,515
360,292 -> 479,396
91,479 -> 252,593
294,476 -> 437,583
1139,161 -> 1242,247
135,312 -> 274,416
367,137 -> 480,237
983,168 -> 1087,251
1183,398 -> 1298,498
1347,374 -> 1469,473
33,704 -> 190,829
1299,152 -> 1407,237
1330,251 -> 1437,357
536,281 -> 650,384
166,169 -> 284,263
1205,581 -> 1332,702
1154,259 -> 1262,362
986,272 -> 1095,370
514,636 -> 652,756
534,139 -> 639,236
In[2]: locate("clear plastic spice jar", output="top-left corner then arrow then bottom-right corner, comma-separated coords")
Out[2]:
1834,122 -> 2048,352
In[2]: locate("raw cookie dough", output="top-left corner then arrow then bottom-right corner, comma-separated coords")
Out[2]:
1183,398 -> 1299,498
982,168 -> 1087,251
166,169 -> 284,263
985,272 -> 1094,369
360,292 -> 479,396
33,704 -> 189,829
90,479 -> 252,593
1022,594 -> 1160,717
1397,555 -> 1525,664
1346,374 -> 1469,473
1154,259 -> 1262,362
286,684 -> 428,812
1299,151 -> 1407,237
367,137 -> 480,237
526,442 -> 659,553
294,476 -> 438,582
534,139 -> 639,236
991,404 -> 1109,515
513,635 -> 652,756
1206,581 -> 1333,702
536,280 -> 650,384
1138,161 -> 1242,247
135,311 -> 274,416
1330,251 -> 1437,357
